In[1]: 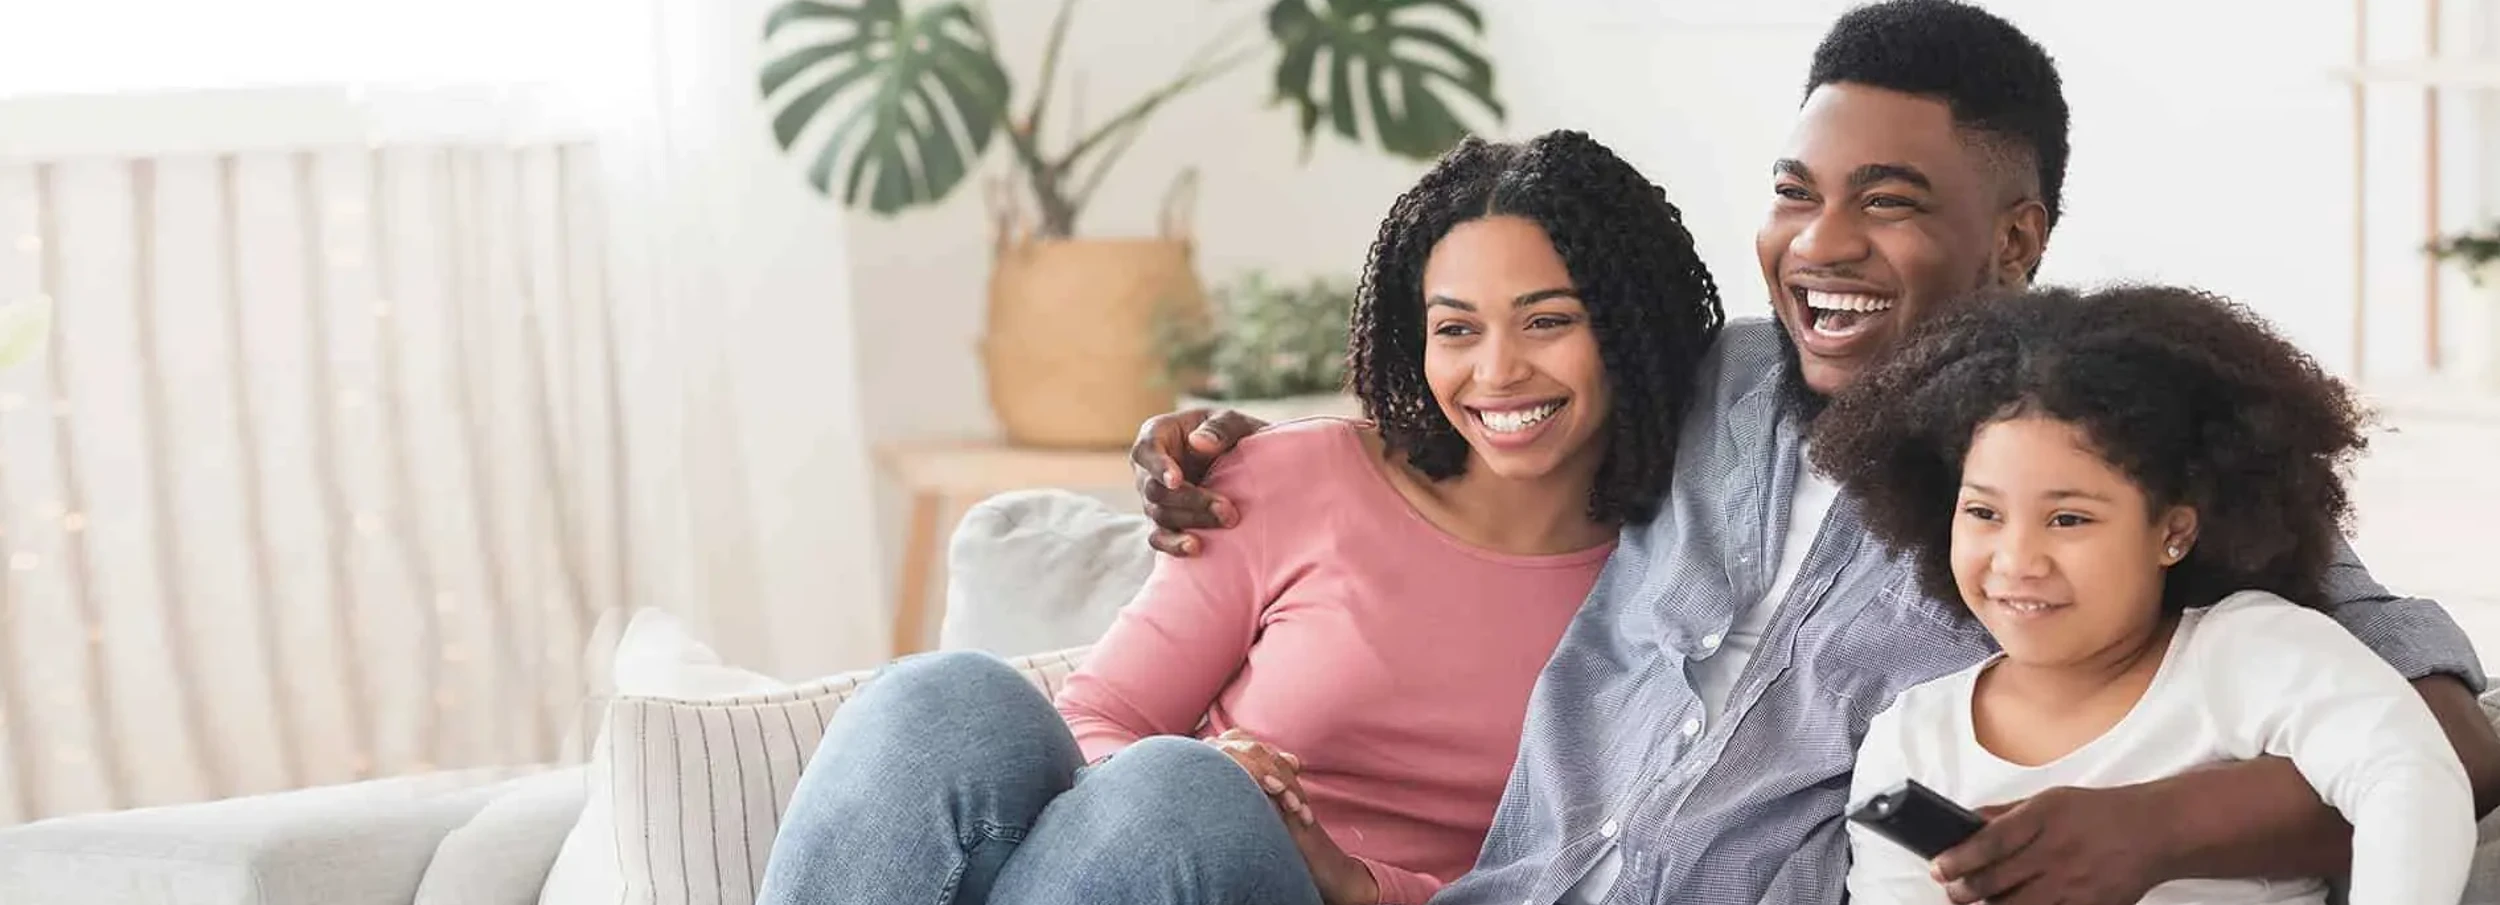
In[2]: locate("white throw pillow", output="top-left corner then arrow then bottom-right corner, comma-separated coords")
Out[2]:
608,609 -> 787,699
538,608 -> 807,905
559,675 -> 871,905
940,488 -> 1156,654
536,608 -> 1089,905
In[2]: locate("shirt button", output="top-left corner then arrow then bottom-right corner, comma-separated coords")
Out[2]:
1701,632 -> 1723,651
1682,718 -> 1703,737
1600,818 -> 1621,839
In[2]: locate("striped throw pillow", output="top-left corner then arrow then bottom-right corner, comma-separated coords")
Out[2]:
538,648 -> 1087,905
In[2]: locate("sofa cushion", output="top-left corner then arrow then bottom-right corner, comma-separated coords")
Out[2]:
941,488 -> 1155,654
0,764 -> 542,905
415,767 -> 589,905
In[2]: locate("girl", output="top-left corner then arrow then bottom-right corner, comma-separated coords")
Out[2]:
755,129 -> 1725,905
1812,284 -> 2474,905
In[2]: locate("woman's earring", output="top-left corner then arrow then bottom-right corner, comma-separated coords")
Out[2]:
2165,545 -> 2182,562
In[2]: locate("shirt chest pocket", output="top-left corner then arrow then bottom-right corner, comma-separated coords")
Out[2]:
1790,586 -> 1997,737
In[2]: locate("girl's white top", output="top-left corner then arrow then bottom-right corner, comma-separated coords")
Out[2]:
1846,590 -> 2474,905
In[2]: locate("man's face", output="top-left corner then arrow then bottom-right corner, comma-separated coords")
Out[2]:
1755,83 -> 2042,399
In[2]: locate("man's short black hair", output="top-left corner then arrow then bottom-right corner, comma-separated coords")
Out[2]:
1807,0 -> 2070,231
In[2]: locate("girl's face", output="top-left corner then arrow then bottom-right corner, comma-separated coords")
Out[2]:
1950,415 -> 2199,668
1420,215 -> 1612,485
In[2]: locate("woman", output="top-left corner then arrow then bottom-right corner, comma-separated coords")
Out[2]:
755,129 -> 1725,905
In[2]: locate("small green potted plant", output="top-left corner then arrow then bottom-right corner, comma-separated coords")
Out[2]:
1159,270 -> 1364,422
2428,222 -> 2500,390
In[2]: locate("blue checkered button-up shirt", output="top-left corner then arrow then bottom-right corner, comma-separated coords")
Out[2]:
1431,318 -> 2487,905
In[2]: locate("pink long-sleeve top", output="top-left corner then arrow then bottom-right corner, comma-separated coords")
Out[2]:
1053,418 -> 1614,904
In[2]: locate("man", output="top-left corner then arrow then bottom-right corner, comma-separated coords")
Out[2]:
1128,2 -> 2500,903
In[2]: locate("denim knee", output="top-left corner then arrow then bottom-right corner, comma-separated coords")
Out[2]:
1082,735 -> 1293,842
808,649 -> 1077,784
879,649 -> 1040,703
1089,736 -> 1256,798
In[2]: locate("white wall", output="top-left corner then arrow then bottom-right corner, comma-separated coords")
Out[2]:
10,0 -> 2486,666
841,0 -> 2498,614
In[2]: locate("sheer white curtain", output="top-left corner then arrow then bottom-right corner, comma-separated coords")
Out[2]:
0,0 -> 885,824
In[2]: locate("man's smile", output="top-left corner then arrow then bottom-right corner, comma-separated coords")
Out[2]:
1785,282 -> 1900,358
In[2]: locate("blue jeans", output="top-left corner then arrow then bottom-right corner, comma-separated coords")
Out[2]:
755,650 -> 1326,905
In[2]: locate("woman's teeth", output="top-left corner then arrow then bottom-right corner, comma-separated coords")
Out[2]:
1475,401 -> 1562,434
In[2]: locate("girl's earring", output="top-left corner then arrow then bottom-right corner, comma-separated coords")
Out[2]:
2165,545 -> 2182,562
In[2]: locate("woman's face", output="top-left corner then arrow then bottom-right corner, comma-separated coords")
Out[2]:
1419,215 -> 1612,485
1950,415 -> 2197,668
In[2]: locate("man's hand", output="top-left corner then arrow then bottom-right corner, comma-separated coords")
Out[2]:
1128,409 -> 1266,556
2414,674 -> 2500,818
1930,785 -> 2165,905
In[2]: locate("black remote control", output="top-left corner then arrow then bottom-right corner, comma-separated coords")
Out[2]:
1846,779 -> 1988,859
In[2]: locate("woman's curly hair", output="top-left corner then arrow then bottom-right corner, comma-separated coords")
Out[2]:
1347,130 -> 1725,525
1808,283 -> 2371,615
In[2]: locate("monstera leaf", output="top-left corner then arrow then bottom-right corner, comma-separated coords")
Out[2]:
760,0 -> 1011,215
1267,0 -> 1502,160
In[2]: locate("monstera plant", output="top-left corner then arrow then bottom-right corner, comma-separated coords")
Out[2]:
757,0 -> 1505,237
759,0 -> 1503,449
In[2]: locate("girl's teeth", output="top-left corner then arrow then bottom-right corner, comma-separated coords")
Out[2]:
1478,402 -> 1561,433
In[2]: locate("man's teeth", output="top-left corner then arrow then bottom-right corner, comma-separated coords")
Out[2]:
1476,401 -> 1562,434
1802,290 -> 1895,314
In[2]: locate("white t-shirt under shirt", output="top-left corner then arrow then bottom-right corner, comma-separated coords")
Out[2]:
1846,590 -> 2476,905
1560,452 -> 1845,905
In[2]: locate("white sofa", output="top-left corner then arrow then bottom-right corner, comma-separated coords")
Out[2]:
3,490 -> 2498,905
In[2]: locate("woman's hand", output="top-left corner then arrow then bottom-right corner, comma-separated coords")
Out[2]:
1205,730 -> 1378,904
1207,728 -> 1314,824
1280,804 -> 1384,905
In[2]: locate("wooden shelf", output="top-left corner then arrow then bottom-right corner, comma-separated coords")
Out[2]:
2334,57 -> 2500,87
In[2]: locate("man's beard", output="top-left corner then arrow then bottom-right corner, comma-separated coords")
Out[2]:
1773,322 -> 1832,423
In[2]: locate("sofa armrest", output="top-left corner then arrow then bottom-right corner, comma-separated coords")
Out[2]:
0,765 -> 548,905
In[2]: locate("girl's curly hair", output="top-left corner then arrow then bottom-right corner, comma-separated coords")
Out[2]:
1808,283 -> 2372,614
1348,130 -> 1725,525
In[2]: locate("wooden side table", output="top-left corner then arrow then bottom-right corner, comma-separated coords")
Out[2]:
873,439 -> 1138,656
